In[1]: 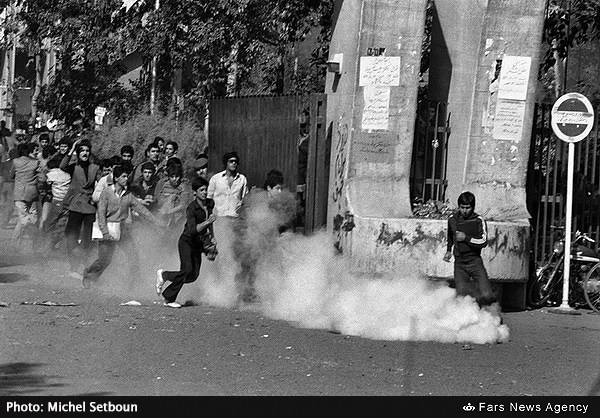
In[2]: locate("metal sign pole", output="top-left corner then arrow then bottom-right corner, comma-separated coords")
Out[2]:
559,142 -> 575,309
549,92 -> 594,315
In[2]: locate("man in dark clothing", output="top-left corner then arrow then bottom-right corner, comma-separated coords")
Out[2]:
156,176 -> 217,308
60,138 -> 100,279
130,142 -> 161,184
443,191 -> 498,311
130,161 -> 158,211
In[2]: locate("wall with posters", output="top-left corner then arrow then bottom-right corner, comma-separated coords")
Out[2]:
325,0 -> 547,309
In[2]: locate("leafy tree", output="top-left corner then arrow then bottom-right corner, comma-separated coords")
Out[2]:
3,0 -> 333,127
541,0 -> 600,100
116,0 -> 334,116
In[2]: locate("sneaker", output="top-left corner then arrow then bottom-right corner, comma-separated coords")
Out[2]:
155,269 -> 164,295
164,301 -> 182,309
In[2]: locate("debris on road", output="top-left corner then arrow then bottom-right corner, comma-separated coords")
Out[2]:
121,300 -> 142,306
20,300 -> 77,306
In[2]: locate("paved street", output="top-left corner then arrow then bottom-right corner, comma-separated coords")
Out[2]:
1,227 -> 600,398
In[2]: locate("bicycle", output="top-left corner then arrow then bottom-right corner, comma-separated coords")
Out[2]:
528,227 -> 600,313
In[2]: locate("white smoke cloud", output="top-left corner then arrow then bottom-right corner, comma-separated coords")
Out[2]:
84,189 -> 508,345
193,190 -> 509,345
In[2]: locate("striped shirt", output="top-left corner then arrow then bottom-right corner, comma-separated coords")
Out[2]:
446,211 -> 488,261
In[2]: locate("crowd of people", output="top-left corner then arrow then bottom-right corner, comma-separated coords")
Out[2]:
0,122 -> 295,308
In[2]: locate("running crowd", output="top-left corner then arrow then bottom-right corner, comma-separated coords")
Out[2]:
0,123 -> 293,308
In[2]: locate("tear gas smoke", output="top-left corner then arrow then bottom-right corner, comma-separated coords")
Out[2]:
69,189 -> 508,345
198,189 -> 508,345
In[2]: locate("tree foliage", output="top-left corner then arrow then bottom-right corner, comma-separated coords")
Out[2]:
542,0 -> 600,71
2,0 -> 334,127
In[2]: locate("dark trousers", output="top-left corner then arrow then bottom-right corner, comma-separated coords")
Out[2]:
83,231 -> 140,286
162,236 -> 202,303
454,257 -> 496,306
65,211 -> 95,269
84,240 -> 116,285
44,200 -> 69,251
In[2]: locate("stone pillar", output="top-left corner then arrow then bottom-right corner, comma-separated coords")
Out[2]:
325,0 -> 547,310
459,0 -> 547,220
325,0 -> 428,251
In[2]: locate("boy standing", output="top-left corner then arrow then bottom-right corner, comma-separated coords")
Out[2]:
443,191 -> 499,313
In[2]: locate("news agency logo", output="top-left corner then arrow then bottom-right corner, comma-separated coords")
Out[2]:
463,403 -> 475,412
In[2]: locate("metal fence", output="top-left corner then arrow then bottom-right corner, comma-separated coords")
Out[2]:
410,100 -> 450,203
528,102 -> 600,265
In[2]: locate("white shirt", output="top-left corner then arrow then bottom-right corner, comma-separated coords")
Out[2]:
92,174 -> 113,202
207,170 -> 248,217
46,168 -> 71,201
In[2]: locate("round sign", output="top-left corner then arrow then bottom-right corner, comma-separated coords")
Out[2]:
551,92 -> 595,143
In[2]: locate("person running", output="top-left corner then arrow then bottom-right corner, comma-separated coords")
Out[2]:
130,161 -> 158,211
156,140 -> 179,177
234,169 -> 295,302
130,142 -> 161,184
120,145 -> 134,164
190,154 -> 209,182
10,142 -> 43,248
156,176 -> 217,308
83,164 -> 164,288
155,162 -> 192,230
42,156 -> 71,254
0,130 -> 14,228
37,145 -> 58,231
92,155 -> 123,203
60,138 -> 100,279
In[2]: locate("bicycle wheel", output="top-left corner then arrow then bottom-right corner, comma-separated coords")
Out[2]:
528,264 -> 561,309
583,263 -> 600,314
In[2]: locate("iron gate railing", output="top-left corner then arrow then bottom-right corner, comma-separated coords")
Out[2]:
528,102 -> 600,265
410,100 -> 450,204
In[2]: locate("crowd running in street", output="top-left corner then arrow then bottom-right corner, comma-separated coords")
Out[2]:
0,121 -> 297,309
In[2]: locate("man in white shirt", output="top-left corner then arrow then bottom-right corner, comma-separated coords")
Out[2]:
206,151 -> 248,304
207,151 -> 248,218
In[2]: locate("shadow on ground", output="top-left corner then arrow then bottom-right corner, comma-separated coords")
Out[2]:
0,272 -> 28,284
0,362 -> 64,395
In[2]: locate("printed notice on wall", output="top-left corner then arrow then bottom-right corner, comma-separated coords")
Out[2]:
359,56 -> 401,86
362,86 -> 390,131
497,55 -> 531,101
354,131 -> 395,163
492,99 -> 526,141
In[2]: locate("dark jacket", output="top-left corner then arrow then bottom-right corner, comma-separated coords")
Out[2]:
181,198 -> 215,248
60,154 -> 100,214
447,210 -> 488,261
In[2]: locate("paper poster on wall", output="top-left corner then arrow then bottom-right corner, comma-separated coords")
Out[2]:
354,131 -> 395,163
497,55 -> 531,101
362,86 -> 390,131
359,56 -> 401,86
492,99 -> 526,141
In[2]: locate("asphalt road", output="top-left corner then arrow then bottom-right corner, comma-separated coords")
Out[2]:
1,228 -> 600,398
